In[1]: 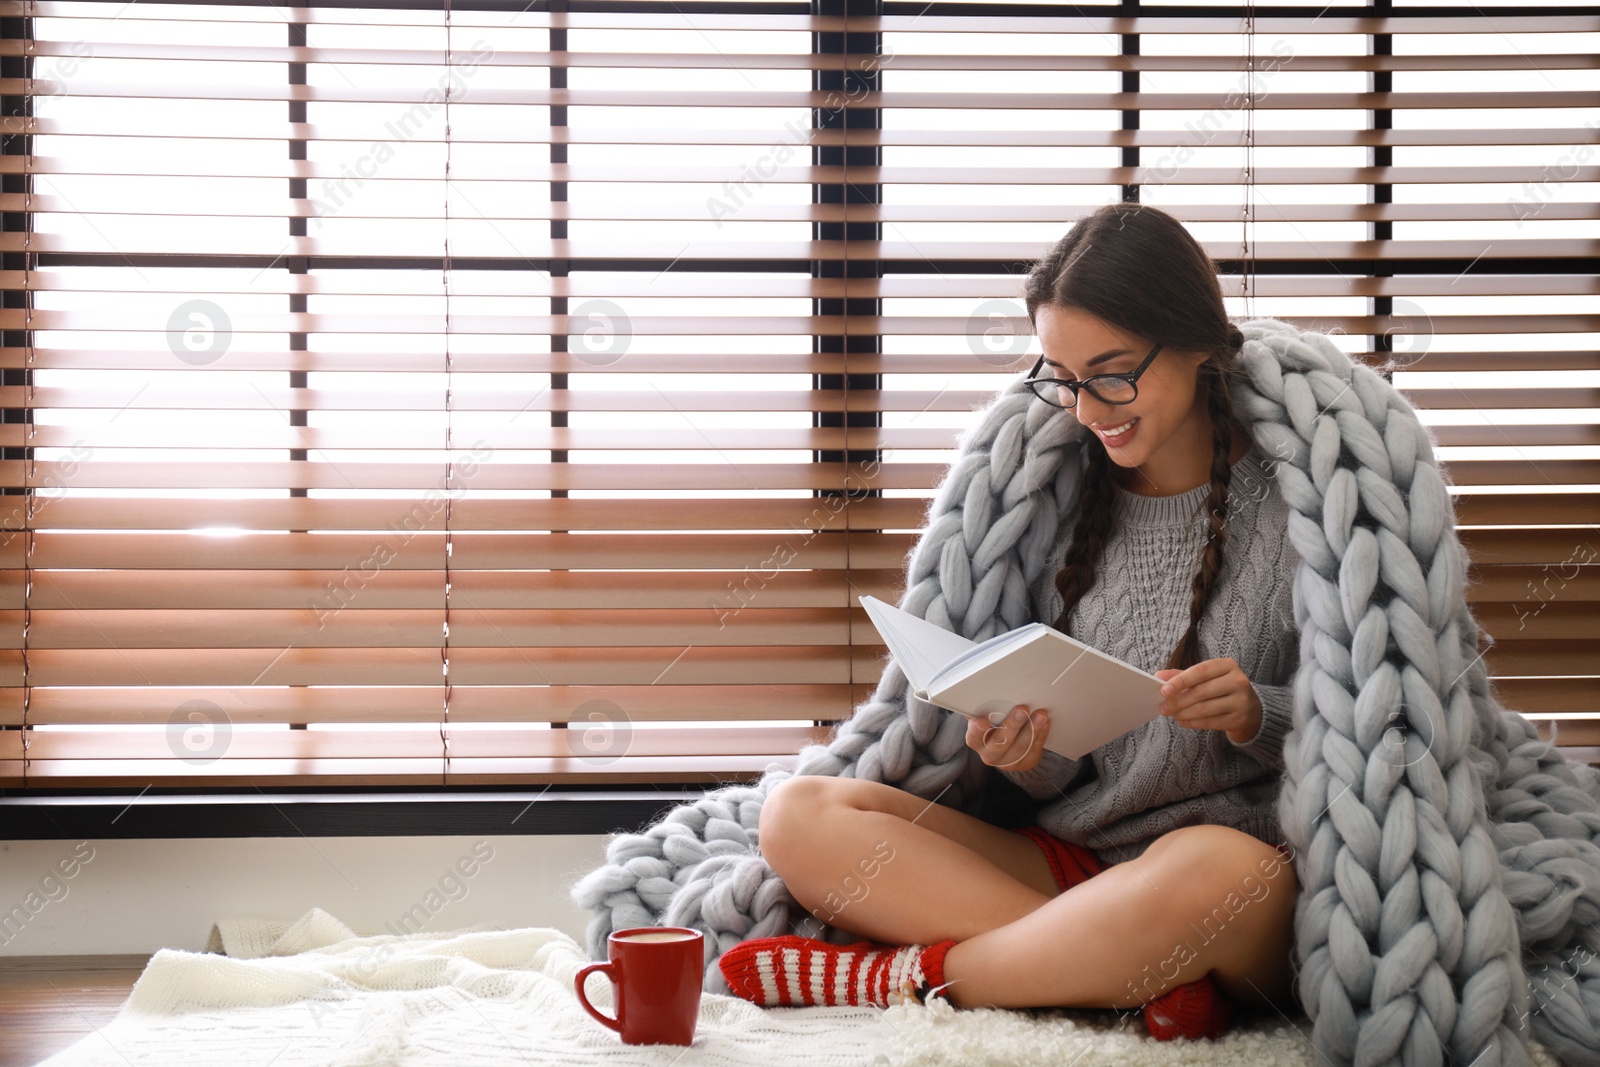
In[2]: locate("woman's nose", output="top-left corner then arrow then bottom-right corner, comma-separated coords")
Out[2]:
1072,392 -> 1110,425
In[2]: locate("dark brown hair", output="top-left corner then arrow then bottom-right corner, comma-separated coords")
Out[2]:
1025,201 -> 1248,672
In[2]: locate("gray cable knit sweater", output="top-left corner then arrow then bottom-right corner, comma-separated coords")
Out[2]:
1003,435 -> 1302,867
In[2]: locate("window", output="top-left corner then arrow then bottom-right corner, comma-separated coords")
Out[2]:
2,0 -> 1595,789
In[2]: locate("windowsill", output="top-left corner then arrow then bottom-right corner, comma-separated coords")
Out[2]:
0,786 -> 708,839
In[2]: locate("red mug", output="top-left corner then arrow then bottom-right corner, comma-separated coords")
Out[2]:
575,926 -> 704,1046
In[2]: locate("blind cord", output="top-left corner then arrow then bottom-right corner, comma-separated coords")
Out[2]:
441,0 -> 454,785
1242,0 -> 1256,318
842,12 -> 849,718
20,10 -> 34,785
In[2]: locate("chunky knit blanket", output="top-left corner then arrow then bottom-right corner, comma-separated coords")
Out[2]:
573,317 -> 1600,1067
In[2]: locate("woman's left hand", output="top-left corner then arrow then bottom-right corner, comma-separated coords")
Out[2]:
1152,657 -> 1262,745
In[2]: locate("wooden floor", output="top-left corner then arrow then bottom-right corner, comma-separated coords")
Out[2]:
0,955 -> 149,1067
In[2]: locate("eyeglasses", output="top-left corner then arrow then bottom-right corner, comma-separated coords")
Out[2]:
1022,342 -> 1164,409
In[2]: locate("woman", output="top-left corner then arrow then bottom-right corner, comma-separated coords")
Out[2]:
718,202 -> 1303,1042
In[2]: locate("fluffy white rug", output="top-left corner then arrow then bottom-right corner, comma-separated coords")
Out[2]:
34,908 -> 1565,1067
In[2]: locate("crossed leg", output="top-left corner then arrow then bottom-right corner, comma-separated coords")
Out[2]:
759,775 -> 1299,1014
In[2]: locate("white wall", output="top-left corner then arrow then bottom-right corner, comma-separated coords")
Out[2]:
0,835 -> 612,957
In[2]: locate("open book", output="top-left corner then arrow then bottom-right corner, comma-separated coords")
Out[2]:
858,594 -> 1166,759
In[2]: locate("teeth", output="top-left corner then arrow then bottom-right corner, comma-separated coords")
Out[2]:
1101,417 -> 1138,438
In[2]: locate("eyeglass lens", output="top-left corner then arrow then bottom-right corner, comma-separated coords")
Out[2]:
1028,375 -> 1137,408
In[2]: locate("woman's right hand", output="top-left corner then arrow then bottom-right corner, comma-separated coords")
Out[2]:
965,705 -> 1052,772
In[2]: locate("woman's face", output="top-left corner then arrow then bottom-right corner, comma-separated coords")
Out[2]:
1033,303 -> 1213,494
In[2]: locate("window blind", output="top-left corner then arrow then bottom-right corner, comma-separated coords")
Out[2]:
1,0 -> 1595,788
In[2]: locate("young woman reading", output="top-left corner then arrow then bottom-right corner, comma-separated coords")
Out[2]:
717,202 -> 1303,1042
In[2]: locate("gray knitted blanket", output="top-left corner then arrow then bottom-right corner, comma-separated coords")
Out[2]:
573,317 -> 1600,1067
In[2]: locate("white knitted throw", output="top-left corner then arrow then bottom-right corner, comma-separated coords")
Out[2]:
28,907 -> 896,1066
573,317 -> 1600,1067
50,906 -> 1550,1067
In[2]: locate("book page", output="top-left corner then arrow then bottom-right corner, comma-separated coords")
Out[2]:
857,595 -> 976,694
934,624 -> 1046,687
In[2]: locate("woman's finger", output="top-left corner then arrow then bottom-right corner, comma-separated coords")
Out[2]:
994,709 -> 1049,771
966,711 -> 1018,759
1160,658 -> 1236,697
1162,673 -> 1240,713
981,723 -> 1010,750
1170,710 -> 1236,731
991,720 -> 1028,765
1166,693 -> 1242,725
965,714 -> 997,756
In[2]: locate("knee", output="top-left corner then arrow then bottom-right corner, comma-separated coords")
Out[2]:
758,775 -> 843,869
1143,825 -> 1298,907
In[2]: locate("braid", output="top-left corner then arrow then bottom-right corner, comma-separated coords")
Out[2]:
1050,441 -> 1118,634
1164,371 -> 1239,672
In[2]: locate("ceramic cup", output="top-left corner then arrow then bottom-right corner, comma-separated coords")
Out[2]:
575,926 -> 703,1045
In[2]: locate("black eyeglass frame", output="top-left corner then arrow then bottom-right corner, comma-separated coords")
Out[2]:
1022,343 -> 1165,409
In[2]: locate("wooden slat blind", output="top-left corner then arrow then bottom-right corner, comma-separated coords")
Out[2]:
0,0 -> 1595,788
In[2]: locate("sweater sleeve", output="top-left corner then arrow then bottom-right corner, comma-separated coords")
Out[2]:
1226,679 -> 1294,771
999,749 -> 1090,801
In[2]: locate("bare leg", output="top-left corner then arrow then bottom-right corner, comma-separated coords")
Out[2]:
759,775 -> 1061,945
941,825 -> 1299,1013
759,776 -> 1298,1014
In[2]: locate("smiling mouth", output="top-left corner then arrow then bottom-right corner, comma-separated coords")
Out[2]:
1097,416 -> 1139,441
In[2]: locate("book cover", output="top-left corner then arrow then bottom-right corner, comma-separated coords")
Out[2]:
858,594 -> 1166,759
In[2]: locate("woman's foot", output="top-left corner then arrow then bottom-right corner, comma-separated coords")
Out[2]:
719,935 -> 956,1008
720,932 -> 1234,1041
1142,970 -> 1235,1040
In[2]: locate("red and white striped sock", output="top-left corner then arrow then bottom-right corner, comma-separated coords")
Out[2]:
718,935 -> 956,1008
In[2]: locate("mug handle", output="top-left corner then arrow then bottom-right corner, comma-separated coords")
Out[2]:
575,961 -> 623,1034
